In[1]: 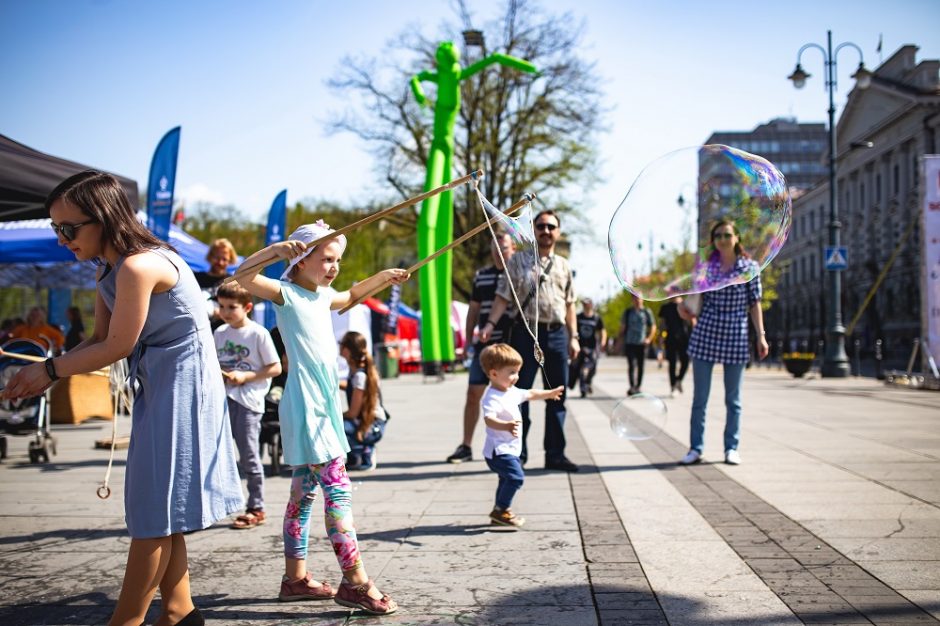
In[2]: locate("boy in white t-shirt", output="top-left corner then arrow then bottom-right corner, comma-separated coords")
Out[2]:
480,343 -> 564,528
214,283 -> 282,529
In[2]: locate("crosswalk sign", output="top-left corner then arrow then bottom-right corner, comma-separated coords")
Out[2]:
825,246 -> 848,270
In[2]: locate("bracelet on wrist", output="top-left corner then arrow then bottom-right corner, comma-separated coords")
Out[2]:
44,358 -> 59,382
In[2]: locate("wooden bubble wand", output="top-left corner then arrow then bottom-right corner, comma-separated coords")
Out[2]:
224,169 -> 484,285
339,192 -> 536,315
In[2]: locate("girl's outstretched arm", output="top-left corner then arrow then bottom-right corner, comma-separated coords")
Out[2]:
331,268 -> 410,310
235,241 -> 307,305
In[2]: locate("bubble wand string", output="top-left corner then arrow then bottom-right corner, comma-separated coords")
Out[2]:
98,358 -> 133,499
338,191 -> 535,315
475,187 -> 546,372
224,169 -> 485,285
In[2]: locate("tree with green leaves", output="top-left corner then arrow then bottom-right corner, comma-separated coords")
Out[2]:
327,0 -> 604,302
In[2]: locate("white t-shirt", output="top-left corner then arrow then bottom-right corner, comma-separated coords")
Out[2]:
481,385 -> 527,459
214,320 -> 280,413
348,369 -> 387,423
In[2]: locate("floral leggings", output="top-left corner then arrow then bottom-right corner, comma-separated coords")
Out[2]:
283,457 -> 362,572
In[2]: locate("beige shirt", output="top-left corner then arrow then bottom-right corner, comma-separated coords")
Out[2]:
496,250 -> 576,327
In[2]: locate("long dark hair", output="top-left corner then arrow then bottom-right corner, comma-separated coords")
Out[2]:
709,219 -> 749,261
340,331 -> 380,441
46,171 -> 172,258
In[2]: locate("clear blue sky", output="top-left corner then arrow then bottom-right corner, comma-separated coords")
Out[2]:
3,0 -> 938,299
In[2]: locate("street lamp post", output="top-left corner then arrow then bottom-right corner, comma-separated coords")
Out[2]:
788,30 -> 872,378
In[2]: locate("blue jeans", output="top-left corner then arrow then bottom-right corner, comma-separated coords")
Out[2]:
343,418 -> 385,464
510,324 -> 569,463
485,453 -> 525,510
690,358 -> 745,454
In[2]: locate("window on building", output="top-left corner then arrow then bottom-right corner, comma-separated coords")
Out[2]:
893,164 -> 900,195
876,174 -> 882,202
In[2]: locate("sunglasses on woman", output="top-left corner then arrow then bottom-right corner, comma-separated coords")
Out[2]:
50,220 -> 95,242
713,232 -> 735,240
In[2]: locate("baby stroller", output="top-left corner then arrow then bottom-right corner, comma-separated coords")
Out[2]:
259,384 -> 284,475
0,339 -> 58,463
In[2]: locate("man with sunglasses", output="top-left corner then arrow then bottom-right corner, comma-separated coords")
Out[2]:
480,210 -> 580,472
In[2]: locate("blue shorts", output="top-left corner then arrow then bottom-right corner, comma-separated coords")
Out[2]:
468,344 -> 488,385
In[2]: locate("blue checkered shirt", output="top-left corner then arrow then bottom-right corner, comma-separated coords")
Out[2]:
687,257 -> 762,364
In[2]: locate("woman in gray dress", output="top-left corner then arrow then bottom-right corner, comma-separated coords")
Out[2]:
1,171 -> 243,626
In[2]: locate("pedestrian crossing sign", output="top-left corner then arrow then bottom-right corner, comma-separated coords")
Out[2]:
825,246 -> 848,270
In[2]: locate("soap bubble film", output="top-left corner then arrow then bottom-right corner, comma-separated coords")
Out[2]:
608,145 -> 791,300
609,393 -> 668,441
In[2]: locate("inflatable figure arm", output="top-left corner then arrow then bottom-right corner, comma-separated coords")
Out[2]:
461,53 -> 537,79
410,70 -> 438,107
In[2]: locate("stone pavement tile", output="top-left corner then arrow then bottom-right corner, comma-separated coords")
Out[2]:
657,590 -> 803,626
613,507 -> 719,542
803,518 -> 940,539
899,591 -> 940,621
392,606 -> 598,626
597,608 -> 669,625
393,528 -> 582,553
594,592 -> 659,610
840,593 -> 938,624
0,515 -> 127,554
861,561 -> 940,590
631,540 -> 773,592
590,578 -> 653,594
587,562 -> 646,578
781,502 -> 940,521
584,543 -> 639,564
417,512 -> 578,532
0,551 -> 127,607
831,537 -> 940,562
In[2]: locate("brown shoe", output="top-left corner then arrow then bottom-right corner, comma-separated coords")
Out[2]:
334,578 -> 398,615
278,572 -> 336,601
489,507 -> 525,528
231,508 -> 266,530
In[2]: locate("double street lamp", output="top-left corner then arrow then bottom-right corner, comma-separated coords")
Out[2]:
788,31 -> 872,378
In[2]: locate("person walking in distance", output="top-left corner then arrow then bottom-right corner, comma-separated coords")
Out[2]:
658,296 -> 691,397
481,210 -> 580,472
446,231 -> 515,464
575,298 -> 606,398
619,296 -> 657,395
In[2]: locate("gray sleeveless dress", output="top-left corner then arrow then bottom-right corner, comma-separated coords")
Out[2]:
99,248 -> 243,538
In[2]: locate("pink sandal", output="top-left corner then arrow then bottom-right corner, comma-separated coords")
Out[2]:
278,572 -> 336,601
334,578 -> 398,615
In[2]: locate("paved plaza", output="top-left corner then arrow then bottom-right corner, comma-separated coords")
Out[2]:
1,358 -> 938,625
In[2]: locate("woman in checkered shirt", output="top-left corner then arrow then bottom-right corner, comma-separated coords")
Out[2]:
678,221 -> 769,466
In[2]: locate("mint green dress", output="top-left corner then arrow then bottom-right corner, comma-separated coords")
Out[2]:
274,281 -> 350,466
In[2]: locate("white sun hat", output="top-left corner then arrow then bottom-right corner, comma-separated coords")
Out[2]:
280,219 -> 347,281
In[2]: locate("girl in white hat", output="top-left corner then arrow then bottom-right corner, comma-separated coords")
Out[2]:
236,220 -> 407,615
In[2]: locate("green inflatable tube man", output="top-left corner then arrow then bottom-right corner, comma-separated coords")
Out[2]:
410,41 -> 536,372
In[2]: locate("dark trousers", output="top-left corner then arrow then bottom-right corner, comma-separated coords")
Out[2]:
510,324 -> 569,463
625,343 -> 646,390
666,339 -> 690,387
577,348 -> 598,392
485,453 -> 525,510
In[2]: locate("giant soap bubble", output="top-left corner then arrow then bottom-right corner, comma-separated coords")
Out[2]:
608,145 -> 791,300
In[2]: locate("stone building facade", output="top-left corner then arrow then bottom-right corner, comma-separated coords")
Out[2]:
765,45 -> 940,364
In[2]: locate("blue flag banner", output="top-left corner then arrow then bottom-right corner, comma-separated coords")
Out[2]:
147,127 -> 181,241
263,189 -> 288,329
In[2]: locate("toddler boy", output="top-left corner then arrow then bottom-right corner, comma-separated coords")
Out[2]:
214,282 -> 282,529
480,343 -> 563,528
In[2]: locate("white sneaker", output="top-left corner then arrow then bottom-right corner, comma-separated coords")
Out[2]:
678,450 -> 702,465
724,449 -> 741,465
